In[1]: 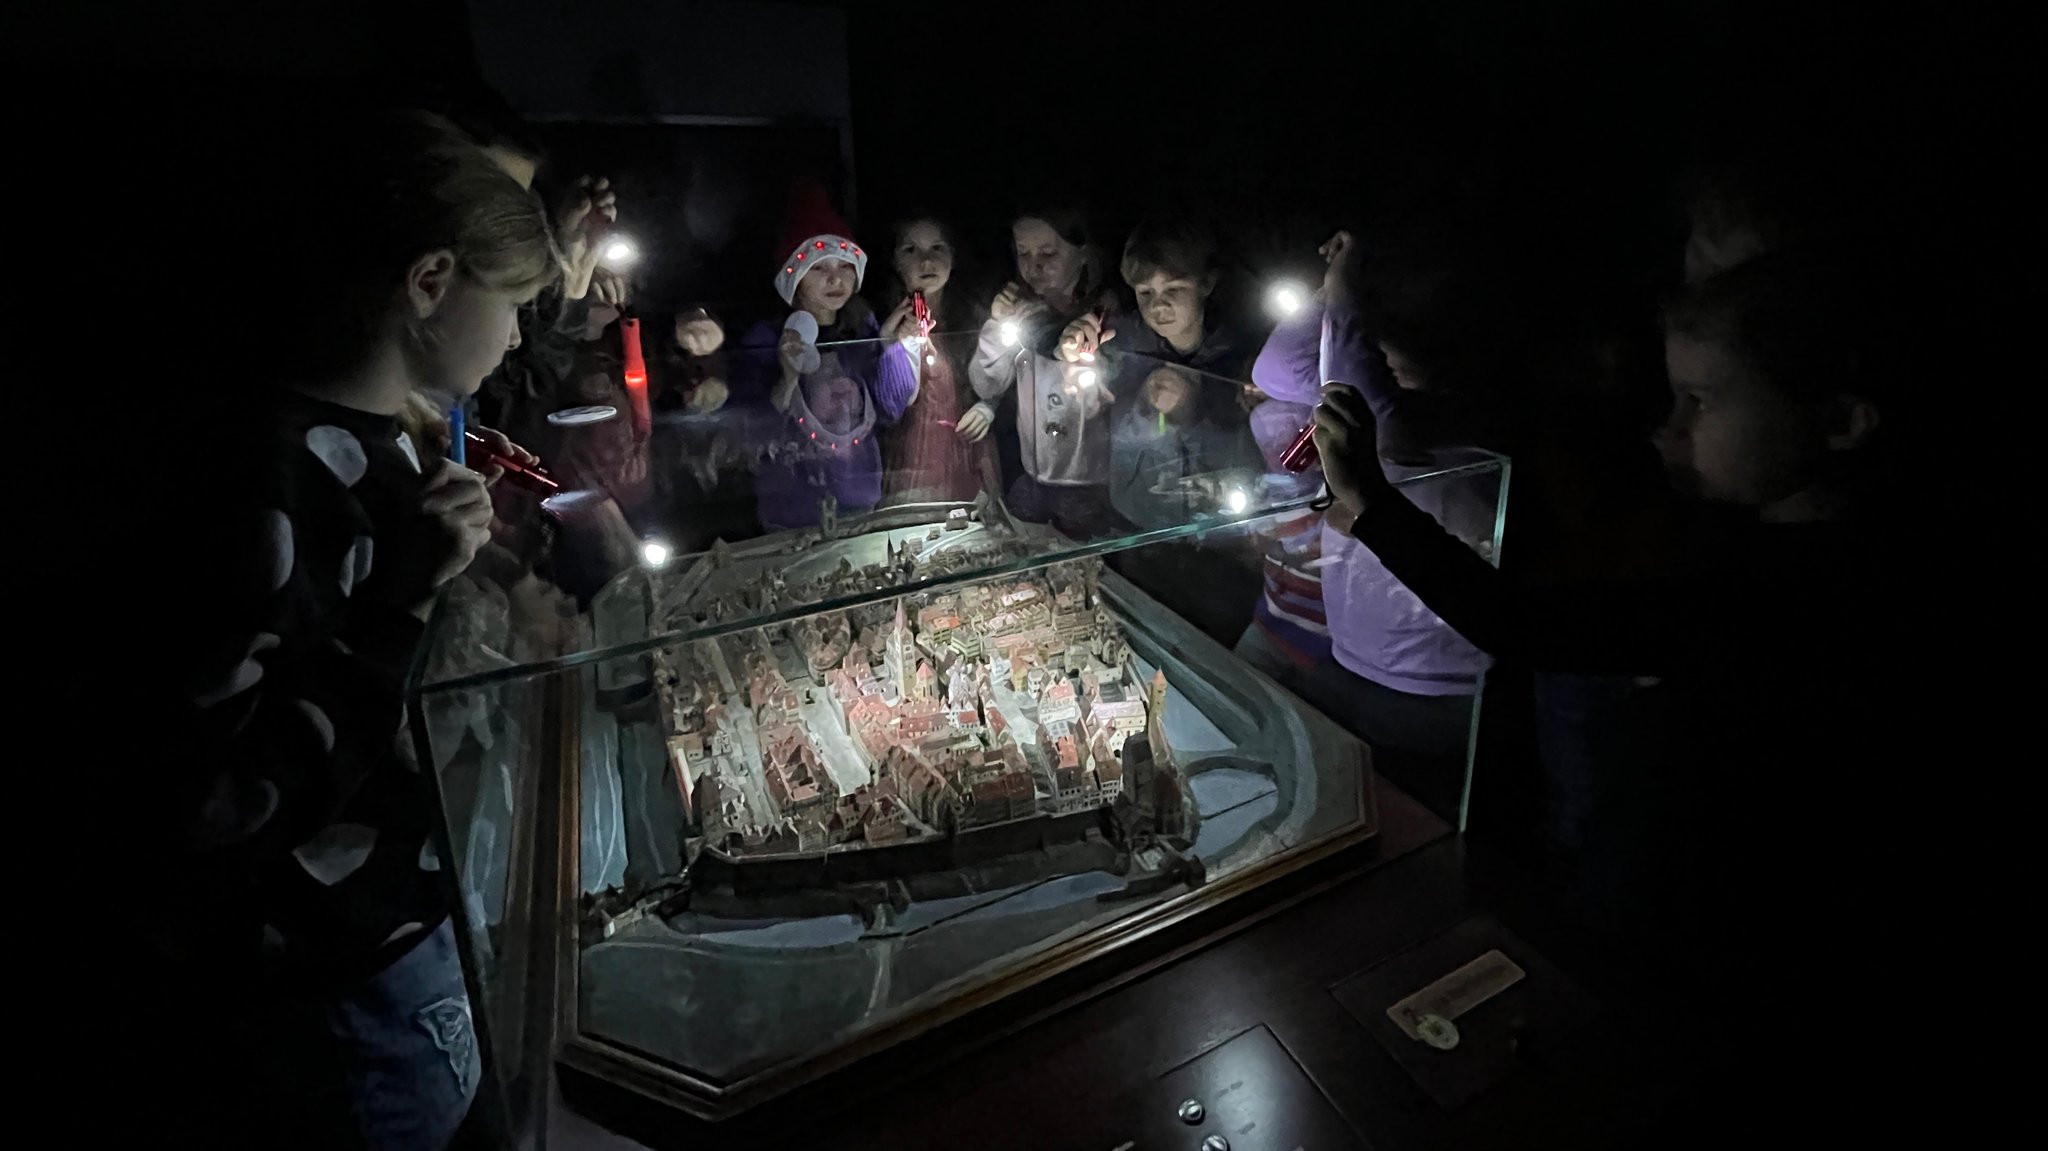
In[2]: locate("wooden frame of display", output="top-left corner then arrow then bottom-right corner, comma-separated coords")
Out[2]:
519,573 -> 1385,1124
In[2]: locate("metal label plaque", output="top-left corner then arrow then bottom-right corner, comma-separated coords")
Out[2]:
1331,917 -> 1599,1113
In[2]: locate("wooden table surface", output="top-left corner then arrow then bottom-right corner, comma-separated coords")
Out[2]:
554,776 -> 1711,1150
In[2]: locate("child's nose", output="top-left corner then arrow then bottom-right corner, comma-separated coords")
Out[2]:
1652,418 -> 1685,456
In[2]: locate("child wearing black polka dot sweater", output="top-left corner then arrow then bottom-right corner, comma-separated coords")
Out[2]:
181,395 -> 458,973
143,108 -> 556,1148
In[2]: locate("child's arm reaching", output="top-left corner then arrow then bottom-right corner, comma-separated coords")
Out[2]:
968,314 -> 1022,400
1250,302 -> 1326,407
871,336 -> 921,424
1318,385 -> 1683,673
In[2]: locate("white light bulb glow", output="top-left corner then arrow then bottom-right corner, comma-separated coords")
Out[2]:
1267,281 -> 1308,320
999,319 -> 1021,347
602,238 -> 640,268
1226,488 -> 1250,514
1078,368 -> 1098,389
640,539 -> 672,568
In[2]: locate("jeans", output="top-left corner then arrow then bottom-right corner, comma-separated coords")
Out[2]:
167,918 -> 482,1149
325,919 -> 482,1150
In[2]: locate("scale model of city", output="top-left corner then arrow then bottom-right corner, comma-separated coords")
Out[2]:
650,503 -> 1199,899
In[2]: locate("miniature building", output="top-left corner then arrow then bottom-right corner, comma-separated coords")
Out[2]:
1039,680 -> 1079,725
882,599 -> 919,701
1091,732 -> 1123,797
654,547 -> 1167,865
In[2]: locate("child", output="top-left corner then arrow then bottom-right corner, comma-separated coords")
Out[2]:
1240,231 -> 1496,815
1313,247 -> 1912,995
966,208 -> 1125,537
1109,217 -> 1251,375
152,109 -> 559,1145
875,215 -> 997,504
1103,218 -> 1259,527
737,186 -> 919,530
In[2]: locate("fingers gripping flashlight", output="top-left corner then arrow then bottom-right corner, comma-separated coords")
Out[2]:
1279,420 -> 1320,472
464,431 -> 560,496
911,289 -> 935,340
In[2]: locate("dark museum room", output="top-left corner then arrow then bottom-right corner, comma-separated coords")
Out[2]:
52,0 -> 2028,1147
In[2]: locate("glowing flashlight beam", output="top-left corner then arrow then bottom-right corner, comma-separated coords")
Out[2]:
999,319 -> 1021,348
640,539 -> 672,568
1267,281 -> 1308,320
602,238 -> 640,268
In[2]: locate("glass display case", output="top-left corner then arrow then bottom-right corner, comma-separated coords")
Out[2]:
409,332 -> 1508,1133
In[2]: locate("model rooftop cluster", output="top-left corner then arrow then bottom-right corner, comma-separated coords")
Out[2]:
654,559 -> 1191,860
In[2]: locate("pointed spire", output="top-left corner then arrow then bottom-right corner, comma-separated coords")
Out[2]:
1146,669 -> 1173,769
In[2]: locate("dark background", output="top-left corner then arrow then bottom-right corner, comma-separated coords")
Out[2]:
69,0 -> 2025,321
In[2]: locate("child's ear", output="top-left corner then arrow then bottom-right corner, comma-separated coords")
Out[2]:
1199,273 -> 1219,300
1825,395 -> 1881,451
406,249 -> 459,319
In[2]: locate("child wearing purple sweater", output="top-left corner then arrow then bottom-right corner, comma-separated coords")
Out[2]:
735,187 -> 919,530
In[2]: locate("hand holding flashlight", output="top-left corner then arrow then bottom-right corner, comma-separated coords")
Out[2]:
557,175 -> 620,300
989,281 -> 1029,321
911,289 -> 935,340
1058,308 -> 1113,363
381,458 -> 495,619
465,429 -> 559,496
880,295 -> 921,343
1312,383 -> 1392,515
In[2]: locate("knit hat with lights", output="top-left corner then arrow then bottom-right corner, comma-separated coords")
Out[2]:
774,182 -> 867,305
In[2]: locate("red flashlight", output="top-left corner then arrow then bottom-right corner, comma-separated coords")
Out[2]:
911,289 -> 934,340
464,431 -> 560,496
1279,421 -> 1320,473
620,314 -> 650,438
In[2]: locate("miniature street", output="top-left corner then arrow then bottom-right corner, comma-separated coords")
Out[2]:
654,557 -> 1196,863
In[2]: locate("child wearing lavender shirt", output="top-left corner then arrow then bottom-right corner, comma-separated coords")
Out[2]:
1237,232 -> 1496,815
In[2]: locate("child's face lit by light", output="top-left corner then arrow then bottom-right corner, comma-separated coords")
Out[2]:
895,221 -> 953,294
419,267 -> 528,399
795,260 -> 857,316
1012,218 -> 1083,303
1132,271 -> 1208,344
